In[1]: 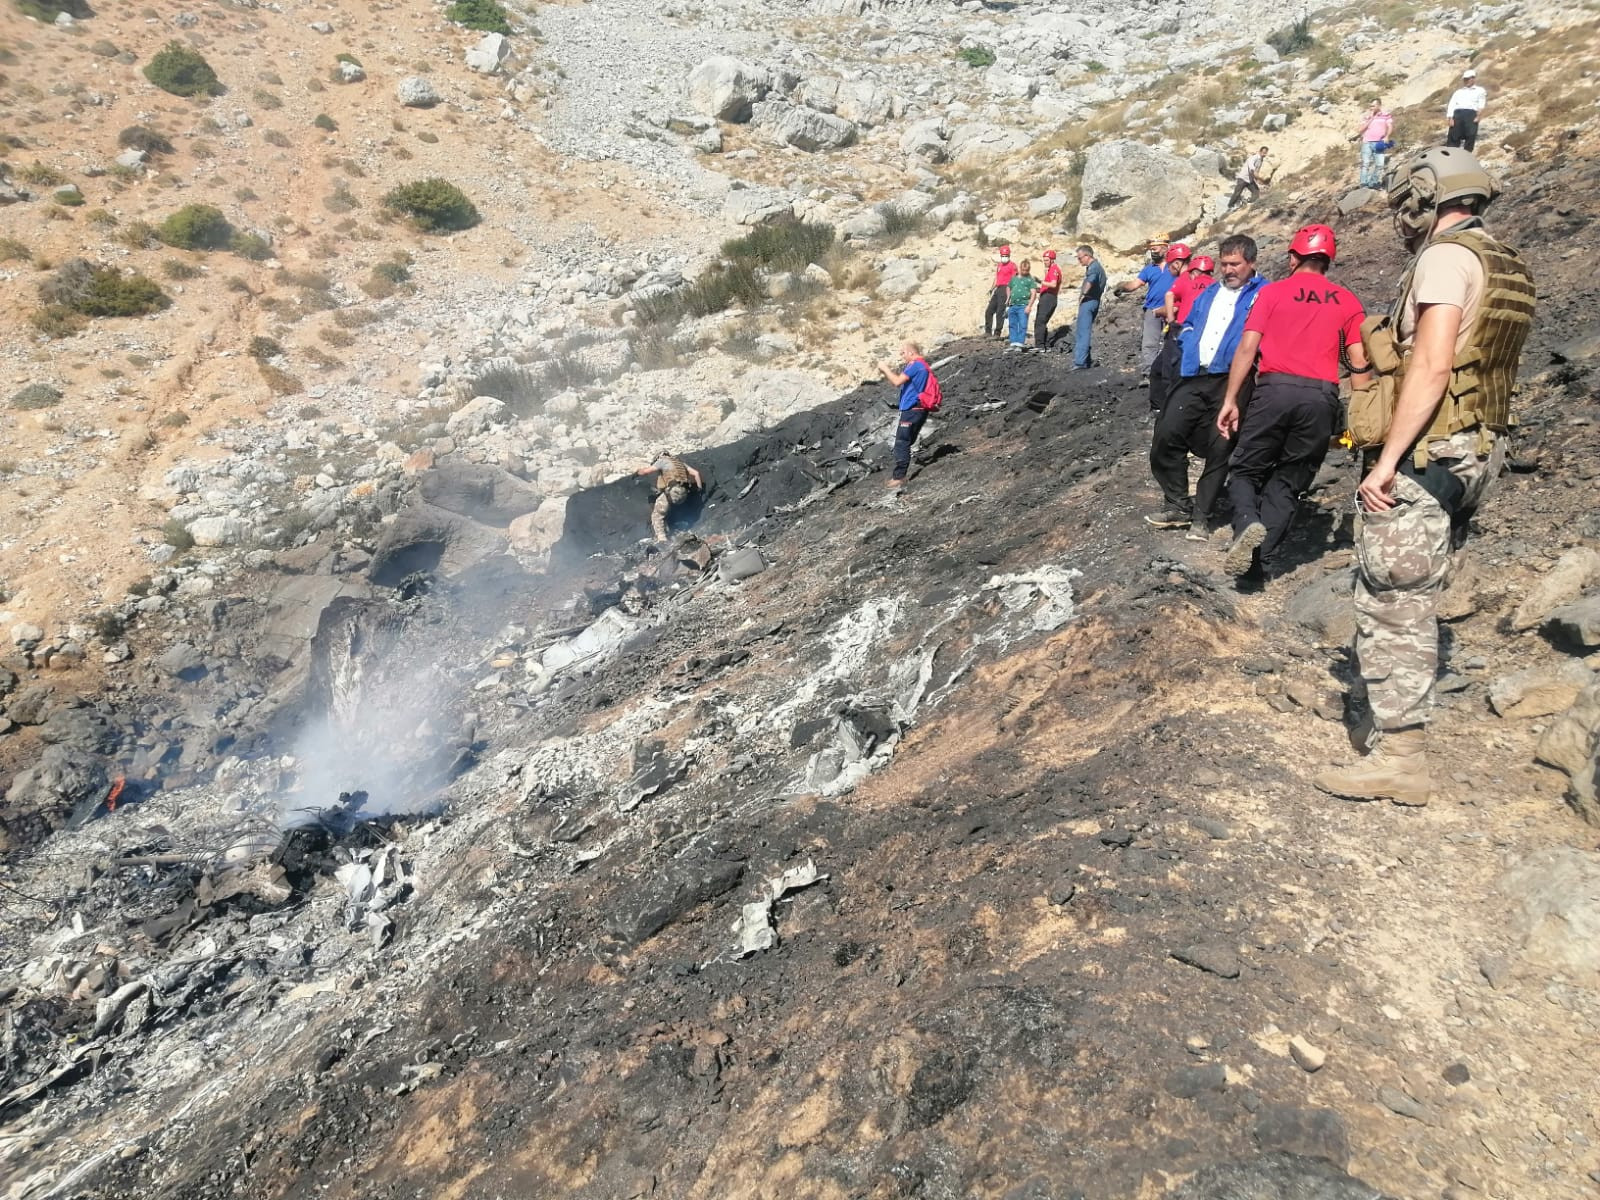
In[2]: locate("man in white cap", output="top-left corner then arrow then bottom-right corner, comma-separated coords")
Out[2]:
1445,68 -> 1486,152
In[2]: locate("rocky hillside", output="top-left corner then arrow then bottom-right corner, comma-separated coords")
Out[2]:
0,0 -> 1599,1197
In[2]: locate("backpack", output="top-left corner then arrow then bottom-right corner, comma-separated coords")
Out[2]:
914,360 -> 943,412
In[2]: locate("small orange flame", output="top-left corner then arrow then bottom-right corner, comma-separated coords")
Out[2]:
105,776 -> 127,813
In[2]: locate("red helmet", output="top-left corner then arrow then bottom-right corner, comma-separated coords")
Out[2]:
1289,224 -> 1337,262
1191,254 -> 1215,274
998,245 -> 1012,257
1043,249 -> 1057,260
1164,242 -> 1192,265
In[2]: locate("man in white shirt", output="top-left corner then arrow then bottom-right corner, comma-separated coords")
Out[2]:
1228,147 -> 1269,208
1445,68 -> 1487,151
1145,235 -> 1268,535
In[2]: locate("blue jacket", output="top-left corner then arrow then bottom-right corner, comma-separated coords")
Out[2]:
1177,273 -> 1268,377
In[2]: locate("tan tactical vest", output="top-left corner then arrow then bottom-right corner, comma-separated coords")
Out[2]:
1388,226 -> 1535,437
656,457 -> 694,490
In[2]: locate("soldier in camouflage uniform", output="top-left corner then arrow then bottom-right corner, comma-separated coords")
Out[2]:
635,453 -> 703,542
1315,148 -> 1535,806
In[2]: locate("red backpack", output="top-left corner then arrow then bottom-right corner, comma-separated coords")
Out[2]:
914,359 -> 943,412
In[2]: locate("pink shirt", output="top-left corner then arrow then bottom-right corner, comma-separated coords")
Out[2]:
1359,111 -> 1393,142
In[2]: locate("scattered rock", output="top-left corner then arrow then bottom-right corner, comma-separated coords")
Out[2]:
1487,660 -> 1592,719
188,516 -> 253,548
899,118 -> 947,163
1376,1085 -> 1430,1122
1189,815 -> 1231,840
1289,1035 -> 1327,1073
610,856 -> 745,945
1477,954 -> 1512,989
465,33 -> 511,75
1510,547 -> 1600,630
1498,847 -> 1600,974
1442,1061 -> 1471,1086
769,105 -> 856,152
5,685 -> 52,725
946,123 -> 1032,166
154,643 -> 207,682
1027,190 -> 1068,217
336,60 -> 365,84
1171,944 -> 1242,979
1262,112 -> 1289,131
396,76 -> 441,108
1545,596 -> 1600,648
1172,1153 -> 1383,1199
1536,672 -> 1600,824
1337,187 -> 1379,215
11,623 -> 44,649
444,396 -> 509,438
1251,1104 -> 1351,1168
1165,1063 -> 1227,1099
5,744 -> 109,828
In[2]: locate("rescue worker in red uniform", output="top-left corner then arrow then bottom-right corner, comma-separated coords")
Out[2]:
1146,242 -> 1193,414
984,246 -> 1017,340
1216,225 -> 1371,578
1034,249 -> 1062,351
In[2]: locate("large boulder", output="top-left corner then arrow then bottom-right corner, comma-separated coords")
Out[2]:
465,32 -> 511,75
687,56 -> 772,123
900,118 -> 947,163
418,464 -> 541,527
1537,673 -> 1600,825
769,105 -> 857,151
722,186 -> 793,226
947,123 -> 1032,166
396,75 -> 440,108
1498,847 -> 1600,973
1076,139 -> 1207,255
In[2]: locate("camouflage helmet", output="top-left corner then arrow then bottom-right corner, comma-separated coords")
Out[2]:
1385,147 -> 1499,242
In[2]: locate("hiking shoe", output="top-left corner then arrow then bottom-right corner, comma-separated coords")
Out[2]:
1144,507 -> 1192,529
1224,522 -> 1266,575
1313,728 -> 1433,806
1184,523 -> 1210,542
885,478 -> 904,489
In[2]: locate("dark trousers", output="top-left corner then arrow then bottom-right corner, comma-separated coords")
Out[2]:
984,287 -> 1007,337
1034,291 -> 1057,349
1148,325 -> 1182,413
1228,374 -> 1339,570
1229,178 -> 1260,207
1150,373 -> 1242,522
893,407 -> 927,480
1446,108 -> 1479,151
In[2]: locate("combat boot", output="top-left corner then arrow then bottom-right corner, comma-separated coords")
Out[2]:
1313,727 -> 1432,807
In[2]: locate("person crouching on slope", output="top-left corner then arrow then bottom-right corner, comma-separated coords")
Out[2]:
1216,224 -> 1371,581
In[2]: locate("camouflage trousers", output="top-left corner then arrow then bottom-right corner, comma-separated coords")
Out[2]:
1354,430 -> 1504,731
651,483 -> 690,540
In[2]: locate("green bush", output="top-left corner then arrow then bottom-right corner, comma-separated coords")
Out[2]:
635,261 -> 764,326
229,230 -> 273,260
312,113 -> 337,132
445,0 -> 511,34
10,383 -> 62,410
335,52 -> 362,66
28,305 -> 86,338
40,258 -> 170,317
721,220 -> 835,273
143,41 -> 223,98
157,203 -> 233,250
162,258 -> 202,280
118,125 -> 173,155
957,46 -> 996,69
373,259 -> 410,284
382,177 -> 480,233
1267,16 -> 1315,56
52,186 -> 83,206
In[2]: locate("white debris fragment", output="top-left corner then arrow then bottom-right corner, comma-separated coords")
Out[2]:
730,859 -> 829,958
982,565 -> 1082,632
